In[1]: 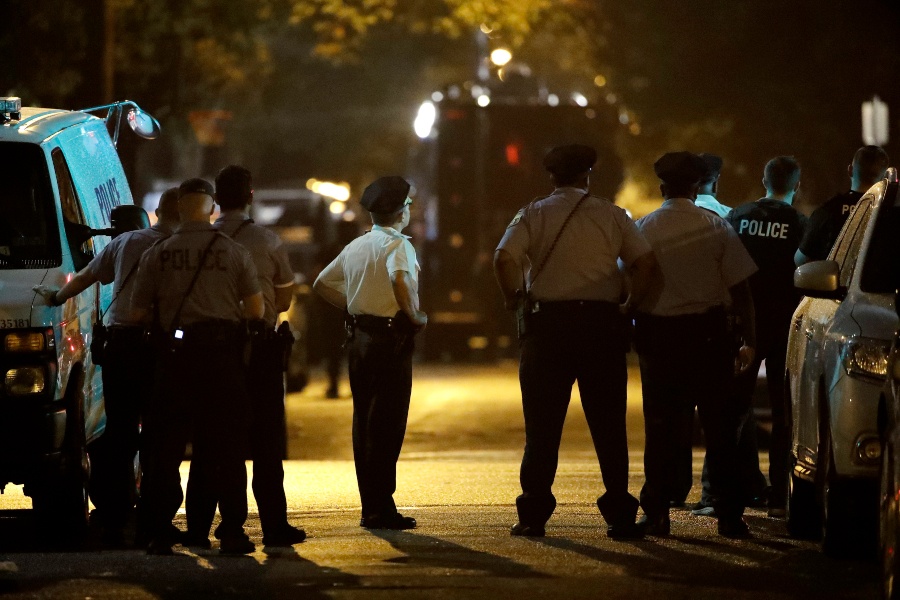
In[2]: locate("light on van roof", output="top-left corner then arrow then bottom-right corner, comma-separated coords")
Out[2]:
0,97 -> 21,119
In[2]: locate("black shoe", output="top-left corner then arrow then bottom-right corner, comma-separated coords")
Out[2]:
637,514 -> 670,537
146,538 -> 174,556
219,535 -> 256,554
717,517 -> 751,539
360,513 -> 417,530
607,521 -> 645,540
510,522 -> 545,537
181,532 -> 212,550
263,525 -> 307,546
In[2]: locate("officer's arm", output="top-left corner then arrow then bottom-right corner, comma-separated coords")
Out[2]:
312,279 -> 347,310
623,251 -> 658,313
391,270 -> 427,328
493,249 -> 521,311
274,283 -> 295,314
242,291 -> 265,320
33,268 -> 100,306
729,279 -> 757,374
794,248 -> 812,267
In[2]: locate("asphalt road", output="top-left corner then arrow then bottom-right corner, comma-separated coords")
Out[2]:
0,360 -> 880,599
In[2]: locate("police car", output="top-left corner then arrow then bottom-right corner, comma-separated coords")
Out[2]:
0,97 -> 158,543
785,174 -> 899,557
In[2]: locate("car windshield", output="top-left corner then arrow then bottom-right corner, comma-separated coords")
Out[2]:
0,142 -> 61,269
860,183 -> 900,294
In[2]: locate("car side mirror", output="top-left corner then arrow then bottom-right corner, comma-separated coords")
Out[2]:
90,205 -> 150,239
794,260 -> 847,300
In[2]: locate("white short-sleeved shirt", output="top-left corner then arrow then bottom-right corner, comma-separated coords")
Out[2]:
695,194 -> 731,219
495,187 -> 652,303
83,225 -> 169,326
214,212 -> 294,326
636,198 -> 758,316
314,225 -> 419,318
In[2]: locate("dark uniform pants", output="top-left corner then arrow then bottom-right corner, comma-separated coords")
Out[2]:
635,309 -> 743,521
186,335 -> 289,537
699,309 -> 793,507
140,323 -> 250,543
347,324 -> 413,519
90,326 -> 152,530
517,301 -> 638,527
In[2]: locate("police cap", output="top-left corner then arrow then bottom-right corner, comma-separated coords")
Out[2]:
698,153 -> 723,183
179,177 -> 215,198
360,176 -> 411,214
543,144 -> 597,178
653,152 -> 707,186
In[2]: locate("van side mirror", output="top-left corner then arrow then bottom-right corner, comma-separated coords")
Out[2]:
126,107 -> 161,140
90,205 -> 150,239
794,260 -> 847,300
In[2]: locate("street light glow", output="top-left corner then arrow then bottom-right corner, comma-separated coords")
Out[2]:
572,92 -> 588,107
477,94 -> 491,107
414,100 -> 436,138
307,178 -> 351,201
490,48 -> 512,67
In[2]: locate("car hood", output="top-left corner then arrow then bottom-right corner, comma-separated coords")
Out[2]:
0,270 -> 48,323
850,293 -> 898,341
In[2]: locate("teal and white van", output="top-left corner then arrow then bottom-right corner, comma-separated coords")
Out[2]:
0,97 -> 158,542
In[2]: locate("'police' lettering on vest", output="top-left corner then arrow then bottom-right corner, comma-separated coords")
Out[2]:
158,249 -> 228,271
738,219 -> 790,239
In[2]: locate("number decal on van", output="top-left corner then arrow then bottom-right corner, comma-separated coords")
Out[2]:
0,319 -> 30,329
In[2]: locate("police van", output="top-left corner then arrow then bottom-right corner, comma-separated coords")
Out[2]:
0,97 -> 159,542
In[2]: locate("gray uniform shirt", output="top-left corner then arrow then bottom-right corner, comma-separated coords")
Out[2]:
496,187 -> 652,303
83,225 -> 169,326
635,198 -> 757,316
132,222 -> 260,329
214,212 -> 294,326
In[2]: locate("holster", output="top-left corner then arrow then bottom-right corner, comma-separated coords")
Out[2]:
515,291 -> 535,339
90,322 -> 108,366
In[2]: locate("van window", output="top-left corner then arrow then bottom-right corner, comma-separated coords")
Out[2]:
0,142 -> 62,269
51,148 -> 93,271
860,183 -> 900,294
837,198 -> 873,288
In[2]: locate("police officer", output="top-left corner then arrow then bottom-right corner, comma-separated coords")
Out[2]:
182,165 -> 306,548
634,151 -> 757,538
34,187 -> 181,545
494,144 -> 656,539
131,178 -> 264,555
724,156 -> 807,517
694,153 -> 732,218
795,145 -> 890,265
313,176 -> 426,530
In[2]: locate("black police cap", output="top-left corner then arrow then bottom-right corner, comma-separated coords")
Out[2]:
543,144 -> 597,177
360,176 -> 411,214
179,177 -> 215,198
653,152 -> 707,186
699,153 -> 723,183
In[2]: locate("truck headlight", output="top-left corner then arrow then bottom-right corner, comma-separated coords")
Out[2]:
4,332 -> 46,353
5,367 -> 46,395
843,337 -> 890,381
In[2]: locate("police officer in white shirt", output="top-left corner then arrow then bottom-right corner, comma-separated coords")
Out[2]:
494,145 -> 657,539
634,152 -> 757,539
694,154 -> 731,218
313,176 -> 426,530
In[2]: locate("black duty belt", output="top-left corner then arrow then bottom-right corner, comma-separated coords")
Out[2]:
179,319 -> 244,341
532,299 -> 619,316
348,314 -> 399,332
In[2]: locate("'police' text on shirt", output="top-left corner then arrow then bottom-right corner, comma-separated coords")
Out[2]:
738,219 -> 790,239
159,249 -> 228,271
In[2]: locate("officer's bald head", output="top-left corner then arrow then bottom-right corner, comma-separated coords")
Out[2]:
851,145 -> 890,186
156,187 -> 181,225
178,178 -> 216,223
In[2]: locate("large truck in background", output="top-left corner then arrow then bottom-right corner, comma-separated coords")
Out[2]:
409,92 -> 624,361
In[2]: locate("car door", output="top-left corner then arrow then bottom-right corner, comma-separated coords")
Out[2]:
792,197 -> 874,465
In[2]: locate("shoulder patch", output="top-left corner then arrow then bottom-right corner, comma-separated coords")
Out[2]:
507,208 -> 526,229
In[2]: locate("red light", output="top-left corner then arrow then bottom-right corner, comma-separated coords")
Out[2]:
505,143 -> 520,166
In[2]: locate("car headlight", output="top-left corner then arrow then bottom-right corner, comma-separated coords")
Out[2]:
842,337 -> 890,381
5,367 -> 46,395
4,332 -> 45,352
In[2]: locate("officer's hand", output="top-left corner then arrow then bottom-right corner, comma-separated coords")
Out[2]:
32,285 -> 59,306
734,345 -> 755,375
412,311 -> 428,331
